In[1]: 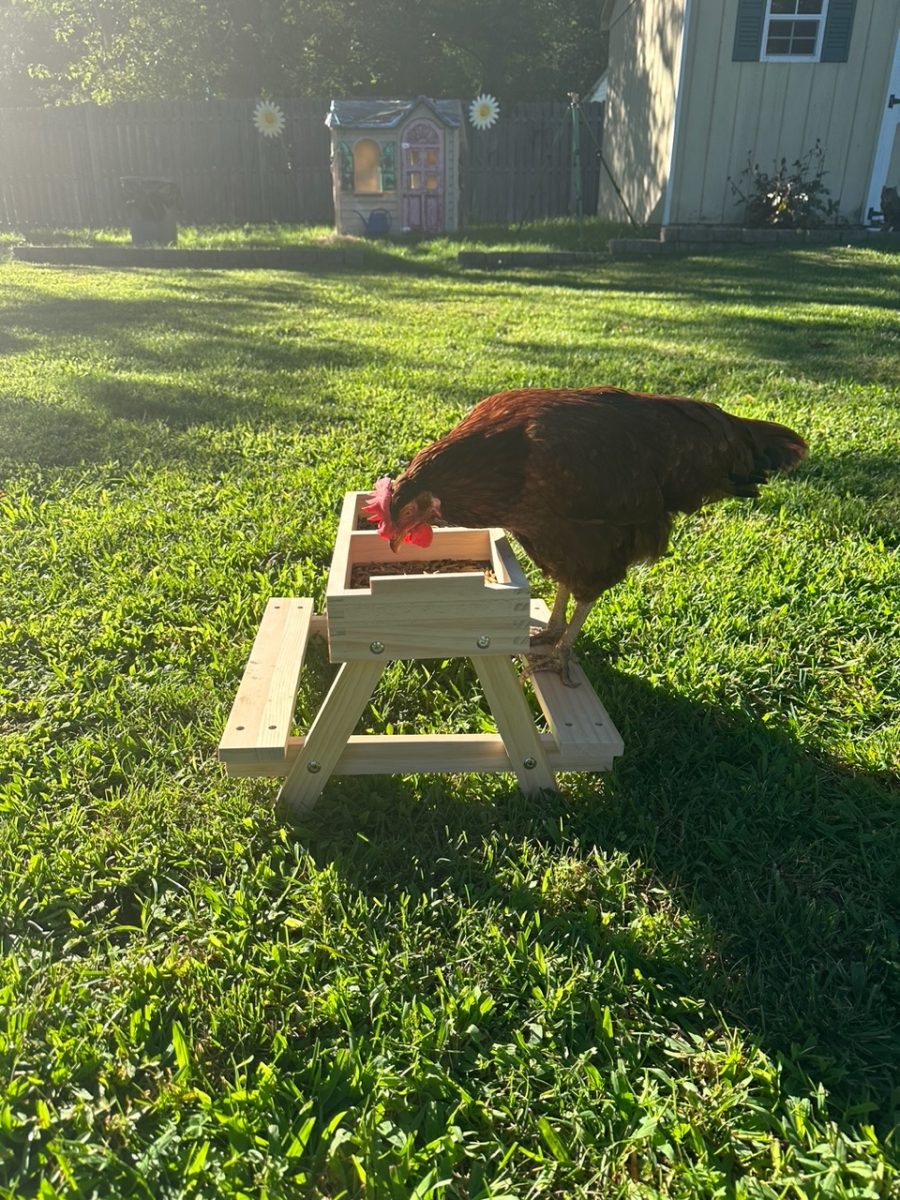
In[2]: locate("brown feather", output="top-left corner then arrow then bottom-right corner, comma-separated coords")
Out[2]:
390,387 -> 807,604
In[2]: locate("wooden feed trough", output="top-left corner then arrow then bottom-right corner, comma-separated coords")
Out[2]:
219,492 -> 623,817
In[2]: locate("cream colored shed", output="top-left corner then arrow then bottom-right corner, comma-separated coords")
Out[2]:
326,97 -> 466,237
597,0 -> 900,227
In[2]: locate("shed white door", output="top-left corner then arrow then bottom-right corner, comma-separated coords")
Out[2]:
402,120 -> 443,233
865,32 -> 900,224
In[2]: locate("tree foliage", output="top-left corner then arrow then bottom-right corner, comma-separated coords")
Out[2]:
0,0 -> 603,106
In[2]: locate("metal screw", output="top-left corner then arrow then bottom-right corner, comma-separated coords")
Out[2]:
523,757 -> 537,770
476,635 -> 491,649
369,640 -> 385,654
307,760 -> 322,774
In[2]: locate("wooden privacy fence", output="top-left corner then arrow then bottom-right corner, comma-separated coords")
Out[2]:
0,99 -> 333,229
0,98 -> 602,230
466,101 -> 602,223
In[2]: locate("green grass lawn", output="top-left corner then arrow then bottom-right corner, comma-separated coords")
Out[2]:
0,232 -> 898,1198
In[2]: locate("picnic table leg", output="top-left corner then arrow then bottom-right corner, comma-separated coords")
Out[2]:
473,656 -> 556,795
277,659 -> 385,819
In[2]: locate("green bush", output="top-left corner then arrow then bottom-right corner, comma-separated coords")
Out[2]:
729,140 -> 840,229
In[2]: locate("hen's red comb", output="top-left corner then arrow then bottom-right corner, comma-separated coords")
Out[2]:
361,476 -> 394,539
361,477 -> 434,547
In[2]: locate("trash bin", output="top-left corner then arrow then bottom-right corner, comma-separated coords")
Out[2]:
120,176 -> 180,246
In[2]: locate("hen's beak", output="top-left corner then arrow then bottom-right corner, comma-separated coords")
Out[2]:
389,532 -> 404,553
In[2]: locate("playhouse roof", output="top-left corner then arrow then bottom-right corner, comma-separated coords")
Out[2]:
326,97 -> 464,130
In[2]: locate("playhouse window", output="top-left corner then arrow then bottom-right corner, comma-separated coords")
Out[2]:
353,139 -> 382,193
339,139 -> 396,193
762,0 -> 828,61
408,148 -> 439,168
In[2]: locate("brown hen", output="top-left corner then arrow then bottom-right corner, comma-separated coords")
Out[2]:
369,387 -> 807,683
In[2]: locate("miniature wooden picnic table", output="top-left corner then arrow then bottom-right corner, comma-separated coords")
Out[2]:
218,492 -> 623,818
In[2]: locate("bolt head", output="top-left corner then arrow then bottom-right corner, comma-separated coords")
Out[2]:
369,640 -> 385,654
476,635 -> 491,649
307,760 -> 322,774
523,756 -> 537,770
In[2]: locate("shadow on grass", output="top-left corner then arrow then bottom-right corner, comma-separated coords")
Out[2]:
0,281 -> 385,358
0,277 -> 384,476
0,391 -> 361,479
500,314 -> 896,389
292,664 -> 899,1127
375,249 -> 900,389
475,247 -> 900,311
3,249 -> 897,478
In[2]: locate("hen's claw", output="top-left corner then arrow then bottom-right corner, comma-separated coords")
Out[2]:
526,593 -> 589,686
524,649 -> 581,688
529,627 -> 565,647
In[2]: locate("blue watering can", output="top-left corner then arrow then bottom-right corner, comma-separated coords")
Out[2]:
355,208 -> 392,237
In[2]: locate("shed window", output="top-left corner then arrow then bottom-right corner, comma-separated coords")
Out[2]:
353,139 -> 382,193
733,0 -> 855,63
762,0 -> 827,60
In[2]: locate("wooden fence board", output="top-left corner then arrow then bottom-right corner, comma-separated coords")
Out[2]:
0,98 -> 601,231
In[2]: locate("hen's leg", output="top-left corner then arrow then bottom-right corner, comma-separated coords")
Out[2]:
526,599 -> 594,687
551,599 -> 594,683
529,584 -> 570,646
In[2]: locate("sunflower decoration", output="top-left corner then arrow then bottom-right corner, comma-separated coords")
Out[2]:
469,94 -> 500,131
253,100 -> 286,138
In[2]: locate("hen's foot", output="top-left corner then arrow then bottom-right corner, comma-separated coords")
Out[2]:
528,627 -> 565,647
524,650 -> 581,688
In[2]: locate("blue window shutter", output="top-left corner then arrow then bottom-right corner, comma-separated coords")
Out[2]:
381,141 -> 397,191
820,0 -> 856,62
338,141 -> 354,191
733,0 -> 765,61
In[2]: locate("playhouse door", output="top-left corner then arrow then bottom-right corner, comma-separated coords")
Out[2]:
402,121 -> 443,233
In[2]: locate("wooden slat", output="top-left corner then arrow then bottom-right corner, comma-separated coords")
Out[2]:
488,530 -> 529,589
218,598 -> 314,764
223,729 -> 622,778
326,491 -> 360,595
528,660 -> 624,755
347,530 -> 495,568
327,590 -> 529,661
277,659 -> 385,817
525,599 -> 624,760
219,593 -> 623,806
326,493 -> 530,662
473,655 -> 556,794
228,733 -> 509,776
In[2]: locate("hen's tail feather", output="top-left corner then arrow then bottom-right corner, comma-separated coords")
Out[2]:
727,417 -> 808,498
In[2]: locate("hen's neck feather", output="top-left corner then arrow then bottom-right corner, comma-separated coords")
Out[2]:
400,423 -> 529,527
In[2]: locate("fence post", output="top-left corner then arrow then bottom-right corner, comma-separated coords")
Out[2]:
569,96 -> 583,218
82,105 -> 103,229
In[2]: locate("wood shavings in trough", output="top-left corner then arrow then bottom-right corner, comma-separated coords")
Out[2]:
350,559 -> 496,589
